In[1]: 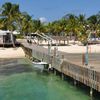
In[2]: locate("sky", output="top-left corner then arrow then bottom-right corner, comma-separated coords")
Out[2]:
0,0 -> 100,22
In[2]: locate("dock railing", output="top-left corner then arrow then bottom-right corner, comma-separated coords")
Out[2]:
21,43 -> 100,92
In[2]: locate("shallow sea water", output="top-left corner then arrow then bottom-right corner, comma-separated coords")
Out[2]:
0,58 -> 99,100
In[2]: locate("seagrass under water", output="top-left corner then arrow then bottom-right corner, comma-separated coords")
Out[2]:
0,58 -> 99,100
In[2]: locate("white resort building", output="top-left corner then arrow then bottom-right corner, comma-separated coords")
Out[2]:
0,30 -> 20,47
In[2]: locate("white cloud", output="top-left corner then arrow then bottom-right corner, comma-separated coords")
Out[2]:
39,17 -> 47,23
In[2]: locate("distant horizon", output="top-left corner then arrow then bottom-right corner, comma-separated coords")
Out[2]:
0,0 -> 100,22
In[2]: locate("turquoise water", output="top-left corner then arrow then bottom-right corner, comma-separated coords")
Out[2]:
0,59 -> 99,100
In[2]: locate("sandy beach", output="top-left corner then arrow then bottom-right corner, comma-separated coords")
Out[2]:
43,44 -> 100,53
0,47 -> 25,58
0,43 -> 100,59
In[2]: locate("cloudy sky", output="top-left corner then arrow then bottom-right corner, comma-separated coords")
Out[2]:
0,0 -> 100,22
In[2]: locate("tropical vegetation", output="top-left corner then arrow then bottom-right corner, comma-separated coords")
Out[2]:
0,2 -> 100,44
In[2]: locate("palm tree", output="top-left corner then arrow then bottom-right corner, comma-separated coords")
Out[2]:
76,14 -> 87,42
32,19 -> 46,33
78,14 -> 86,25
65,14 -> 79,44
18,12 -> 33,36
0,2 -> 21,47
87,14 -> 100,40
87,15 -> 98,31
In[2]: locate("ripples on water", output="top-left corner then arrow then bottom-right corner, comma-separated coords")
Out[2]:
0,58 -> 99,100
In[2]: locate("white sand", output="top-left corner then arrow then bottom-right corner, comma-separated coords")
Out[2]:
37,40 -> 100,53
43,44 -> 100,53
57,44 -> 100,53
0,43 -> 100,59
0,47 -> 25,58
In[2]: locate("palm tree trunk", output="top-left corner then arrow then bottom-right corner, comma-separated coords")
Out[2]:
11,32 -> 16,47
66,36 -> 69,45
3,35 -> 5,48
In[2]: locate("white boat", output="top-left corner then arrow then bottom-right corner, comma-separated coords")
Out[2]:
32,61 -> 48,71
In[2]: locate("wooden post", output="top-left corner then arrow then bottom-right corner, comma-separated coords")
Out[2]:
82,53 -> 85,65
90,87 -> 93,98
11,32 -> 16,48
62,55 -> 64,59
74,80 -> 77,86
54,47 -> 56,56
61,73 -> 64,80
3,35 -> 5,48
89,66 -> 94,98
54,69 -> 57,75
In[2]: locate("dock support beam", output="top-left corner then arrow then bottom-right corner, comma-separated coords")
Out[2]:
54,69 -> 57,75
74,80 -> 77,86
61,73 -> 64,80
90,87 -> 93,97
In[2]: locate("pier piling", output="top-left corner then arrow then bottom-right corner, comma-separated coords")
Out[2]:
61,73 -> 64,80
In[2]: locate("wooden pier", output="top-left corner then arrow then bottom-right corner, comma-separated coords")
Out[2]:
21,42 -> 100,94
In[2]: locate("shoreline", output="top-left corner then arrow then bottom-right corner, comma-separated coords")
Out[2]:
0,47 -> 25,58
0,44 -> 100,59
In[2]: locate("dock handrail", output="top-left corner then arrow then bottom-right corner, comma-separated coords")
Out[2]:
34,32 -> 52,56
41,33 -> 54,41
